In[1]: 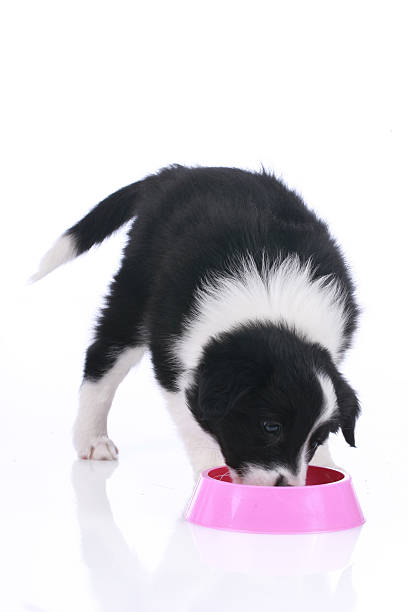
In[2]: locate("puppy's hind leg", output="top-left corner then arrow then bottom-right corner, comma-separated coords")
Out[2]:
73,256 -> 150,460
74,344 -> 146,460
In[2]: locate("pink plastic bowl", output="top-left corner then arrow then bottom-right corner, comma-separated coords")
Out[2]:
185,465 -> 365,534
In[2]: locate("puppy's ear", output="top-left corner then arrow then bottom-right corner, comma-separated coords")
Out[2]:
197,363 -> 241,422
331,370 -> 361,447
188,360 -> 249,425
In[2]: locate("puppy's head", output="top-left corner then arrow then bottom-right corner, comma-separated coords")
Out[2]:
186,322 -> 360,486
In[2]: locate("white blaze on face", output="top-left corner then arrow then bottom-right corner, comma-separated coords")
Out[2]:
296,372 -> 338,483
229,373 -> 338,487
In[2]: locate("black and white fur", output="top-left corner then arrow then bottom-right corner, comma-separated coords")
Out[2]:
33,165 -> 360,485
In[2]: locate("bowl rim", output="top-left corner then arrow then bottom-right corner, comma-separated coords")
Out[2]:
202,465 -> 350,490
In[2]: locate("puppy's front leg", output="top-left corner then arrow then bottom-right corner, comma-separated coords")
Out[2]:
309,439 -> 338,468
162,389 -> 224,480
74,345 -> 146,460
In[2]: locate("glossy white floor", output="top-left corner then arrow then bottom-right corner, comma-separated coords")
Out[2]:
2,2 -> 408,609
2,268 -> 407,611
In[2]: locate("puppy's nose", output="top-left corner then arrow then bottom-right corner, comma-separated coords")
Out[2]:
275,475 -> 287,487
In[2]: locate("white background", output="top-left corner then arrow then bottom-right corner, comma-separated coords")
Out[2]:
1,2 -> 407,611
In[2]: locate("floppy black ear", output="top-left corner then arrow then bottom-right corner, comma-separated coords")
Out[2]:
187,358 -> 251,426
196,363 -> 243,422
331,370 -> 361,447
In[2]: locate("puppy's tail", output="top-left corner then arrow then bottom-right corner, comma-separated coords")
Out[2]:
30,180 -> 145,283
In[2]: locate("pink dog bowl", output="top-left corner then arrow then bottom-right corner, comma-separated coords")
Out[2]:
185,465 -> 365,534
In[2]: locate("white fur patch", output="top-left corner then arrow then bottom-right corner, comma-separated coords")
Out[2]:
295,372 -> 339,481
161,388 -> 224,478
73,346 -> 145,459
30,234 -> 77,282
174,252 -> 349,390
309,439 -> 338,468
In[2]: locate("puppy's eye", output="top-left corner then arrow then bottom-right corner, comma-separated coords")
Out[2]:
262,421 -> 281,434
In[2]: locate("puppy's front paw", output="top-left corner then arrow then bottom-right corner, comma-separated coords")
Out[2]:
77,435 -> 119,461
309,442 -> 337,469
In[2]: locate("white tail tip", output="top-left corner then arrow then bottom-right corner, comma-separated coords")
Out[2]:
29,234 -> 77,283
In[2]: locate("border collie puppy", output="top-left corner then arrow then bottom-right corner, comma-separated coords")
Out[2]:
33,165 -> 360,486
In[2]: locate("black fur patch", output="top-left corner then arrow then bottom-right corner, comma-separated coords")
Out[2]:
69,165 -> 360,472
185,322 -> 357,474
